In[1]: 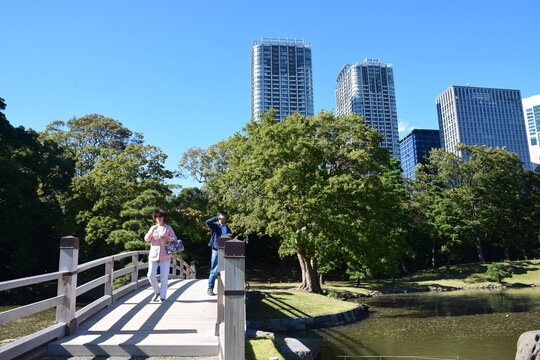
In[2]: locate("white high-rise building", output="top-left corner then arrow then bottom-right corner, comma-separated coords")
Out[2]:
251,38 -> 314,120
522,94 -> 540,170
335,59 -> 400,159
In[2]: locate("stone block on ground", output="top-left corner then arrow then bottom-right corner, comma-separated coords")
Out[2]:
279,337 -> 312,360
515,330 -> 540,360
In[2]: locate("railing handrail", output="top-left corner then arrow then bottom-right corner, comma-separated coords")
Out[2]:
0,250 -> 152,292
77,250 -> 150,273
172,255 -> 196,274
0,271 -> 67,292
0,238 -> 196,360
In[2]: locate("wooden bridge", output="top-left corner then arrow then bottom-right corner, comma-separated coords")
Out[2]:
0,236 -> 245,359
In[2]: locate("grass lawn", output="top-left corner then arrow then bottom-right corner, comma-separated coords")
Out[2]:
321,259 -> 540,296
0,307 -> 56,345
247,260 -> 540,318
246,337 -> 285,360
246,282 -> 358,320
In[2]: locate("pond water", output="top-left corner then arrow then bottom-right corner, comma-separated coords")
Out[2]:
315,288 -> 540,360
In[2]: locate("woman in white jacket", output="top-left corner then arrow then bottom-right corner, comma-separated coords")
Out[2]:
145,209 -> 177,302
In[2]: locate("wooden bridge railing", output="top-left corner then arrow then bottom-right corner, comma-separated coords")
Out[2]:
0,235 -> 196,360
215,236 -> 246,360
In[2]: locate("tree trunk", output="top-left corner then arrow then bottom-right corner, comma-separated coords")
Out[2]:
521,248 -> 528,261
475,236 -> 485,263
431,238 -> 436,270
399,256 -> 409,275
295,238 -> 322,293
504,247 -> 510,260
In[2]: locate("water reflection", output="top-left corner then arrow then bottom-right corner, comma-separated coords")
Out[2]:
367,289 -> 539,317
315,288 -> 540,360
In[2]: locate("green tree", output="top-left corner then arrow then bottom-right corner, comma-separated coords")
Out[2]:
108,189 -> 167,251
41,115 -> 174,260
0,98 -> 75,279
486,262 -> 512,283
170,187 -> 212,269
180,110 -> 404,292
42,114 -> 143,176
415,144 -> 540,263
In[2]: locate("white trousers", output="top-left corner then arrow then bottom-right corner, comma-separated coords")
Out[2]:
147,260 -> 170,300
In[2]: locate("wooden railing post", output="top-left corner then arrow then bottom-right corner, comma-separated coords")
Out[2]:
179,260 -> 184,279
131,253 -> 139,288
217,236 -> 230,273
223,239 -> 245,360
56,236 -> 79,335
190,261 -> 196,279
216,236 -> 229,335
172,255 -> 178,279
105,258 -> 114,301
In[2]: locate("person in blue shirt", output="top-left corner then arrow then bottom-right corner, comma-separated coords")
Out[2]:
206,211 -> 232,296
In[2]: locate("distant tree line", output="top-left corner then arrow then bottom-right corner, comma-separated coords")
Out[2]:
1,99 -> 539,294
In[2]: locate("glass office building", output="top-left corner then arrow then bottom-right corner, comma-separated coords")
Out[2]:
400,129 -> 441,179
335,59 -> 400,159
251,38 -> 314,120
522,94 -> 540,171
436,86 -> 531,170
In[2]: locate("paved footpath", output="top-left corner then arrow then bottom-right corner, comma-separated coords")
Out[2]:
47,279 -> 219,358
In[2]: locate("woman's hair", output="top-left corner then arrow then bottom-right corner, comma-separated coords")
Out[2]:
152,209 -> 168,221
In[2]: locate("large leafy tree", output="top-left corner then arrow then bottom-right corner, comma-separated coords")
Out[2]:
41,115 -> 174,259
0,98 -> 74,279
43,114 -> 143,176
180,110 -> 405,292
415,144 -> 540,263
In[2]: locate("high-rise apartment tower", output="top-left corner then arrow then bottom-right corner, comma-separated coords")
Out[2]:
522,94 -> 540,170
251,38 -> 314,120
335,59 -> 400,159
436,86 -> 531,170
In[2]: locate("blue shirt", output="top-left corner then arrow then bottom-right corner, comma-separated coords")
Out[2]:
220,224 -> 228,236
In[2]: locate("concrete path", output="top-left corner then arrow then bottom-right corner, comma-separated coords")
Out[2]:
47,279 -> 219,357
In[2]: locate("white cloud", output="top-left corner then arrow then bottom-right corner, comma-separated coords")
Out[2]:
398,118 -> 416,136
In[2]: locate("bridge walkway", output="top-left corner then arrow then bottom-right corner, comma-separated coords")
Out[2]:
47,279 -> 218,358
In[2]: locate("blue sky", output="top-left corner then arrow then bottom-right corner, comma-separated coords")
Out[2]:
2,0 -> 539,188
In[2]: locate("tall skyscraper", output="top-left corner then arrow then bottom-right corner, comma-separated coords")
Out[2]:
436,86 -> 531,170
335,59 -> 400,159
522,94 -> 540,170
251,38 -> 314,120
400,129 -> 441,179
